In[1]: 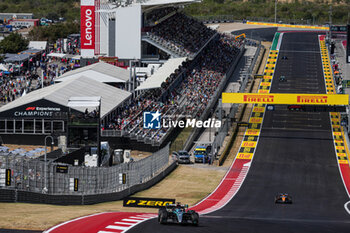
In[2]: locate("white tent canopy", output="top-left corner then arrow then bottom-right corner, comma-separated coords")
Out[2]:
28,41 -> 48,51
136,57 -> 186,91
0,76 -> 132,118
55,61 -> 130,84
47,53 -> 67,58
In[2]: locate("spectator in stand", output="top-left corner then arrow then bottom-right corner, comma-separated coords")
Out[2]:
147,13 -> 216,57
104,34 -> 244,143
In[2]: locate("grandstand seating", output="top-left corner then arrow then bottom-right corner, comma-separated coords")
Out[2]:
103,33 -> 244,145
145,13 -> 216,58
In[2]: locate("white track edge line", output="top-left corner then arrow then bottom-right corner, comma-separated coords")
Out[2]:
43,212 -> 108,233
122,216 -> 156,233
318,36 -> 350,216
125,38 -> 281,232
191,35 -> 280,215
344,201 -> 350,215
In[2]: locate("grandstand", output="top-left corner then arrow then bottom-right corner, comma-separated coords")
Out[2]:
95,0 -> 211,60
99,1 -> 246,147
0,0 -> 245,151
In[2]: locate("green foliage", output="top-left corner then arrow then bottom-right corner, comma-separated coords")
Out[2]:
1,0 -> 349,25
28,21 -> 80,43
0,0 -> 79,21
0,32 -> 29,53
185,0 -> 350,24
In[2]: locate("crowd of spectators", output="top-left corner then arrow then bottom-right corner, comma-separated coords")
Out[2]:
0,55 -> 75,105
181,34 -> 240,118
0,74 -> 30,103
104,34 -> 243,143
146,13 -> 216,57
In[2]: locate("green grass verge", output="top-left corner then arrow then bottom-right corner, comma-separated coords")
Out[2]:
170,127 -> 193,152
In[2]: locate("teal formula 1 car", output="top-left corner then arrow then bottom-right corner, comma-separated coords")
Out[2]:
158,203 -> 199,226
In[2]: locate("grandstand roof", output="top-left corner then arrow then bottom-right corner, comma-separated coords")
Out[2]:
55,61 -> 130,83
136,57 -> 186,91
140,0 -> 201,6
0,76 -> 132,118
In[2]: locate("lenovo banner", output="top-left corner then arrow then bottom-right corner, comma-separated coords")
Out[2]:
222,93 -> 349,105
81,0 -> 95,57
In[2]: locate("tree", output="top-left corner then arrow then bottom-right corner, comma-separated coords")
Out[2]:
28,21 -> 80,43
0,33 -> 29,54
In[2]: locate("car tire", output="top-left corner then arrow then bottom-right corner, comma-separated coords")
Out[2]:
191,212 -> 199,226
158,208 -> 168,224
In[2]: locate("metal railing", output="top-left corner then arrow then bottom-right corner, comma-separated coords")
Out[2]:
210,43 -> 262,156
183,46 -> 245,151
0,144 -> 170,195
194,15 -> 323,26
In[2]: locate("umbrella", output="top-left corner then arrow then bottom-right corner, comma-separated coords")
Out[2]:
35,148 -> 45,152
25,151 -> 36,157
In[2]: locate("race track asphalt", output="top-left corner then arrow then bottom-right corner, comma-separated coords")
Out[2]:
127,32 -> 350,233
232,28 -> 277,42
0,230 -> 41,233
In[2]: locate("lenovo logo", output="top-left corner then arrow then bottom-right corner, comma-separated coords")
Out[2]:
81,5 -> 95,50
84,9 -> 93,46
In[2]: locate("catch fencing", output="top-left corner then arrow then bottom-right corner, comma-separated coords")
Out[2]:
183,46 -> 245,152
0,144 -> 170,196
195,15 -> 322,26
210,42 -> 262,155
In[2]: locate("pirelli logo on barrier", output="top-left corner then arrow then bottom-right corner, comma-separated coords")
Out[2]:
243,95 -> 274,103
123,197 -> 176,208
297,95 -> 327,104
222,93 -> 349,105
6,169 -> 11,186
74,178 -> 79,192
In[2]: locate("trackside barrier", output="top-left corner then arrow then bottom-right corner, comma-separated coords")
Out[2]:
218,77 -> 257,166
195,15 -> 327,27
0,145 -> 173,204
212,43 -> 262,164
183,47 -> 244,152
212,44 -> 261,157
0,162 -> 177,205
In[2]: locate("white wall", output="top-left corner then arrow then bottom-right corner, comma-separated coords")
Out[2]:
115,5 -> 141,59
99,4 -> 110,55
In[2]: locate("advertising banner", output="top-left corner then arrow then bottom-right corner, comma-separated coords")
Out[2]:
123,197 -> 176,208
0,100 -> 68,119
222,93 -> 349,105
6,169 -> 11,186
81,0 -> 95,57
246,21 -> 329,30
